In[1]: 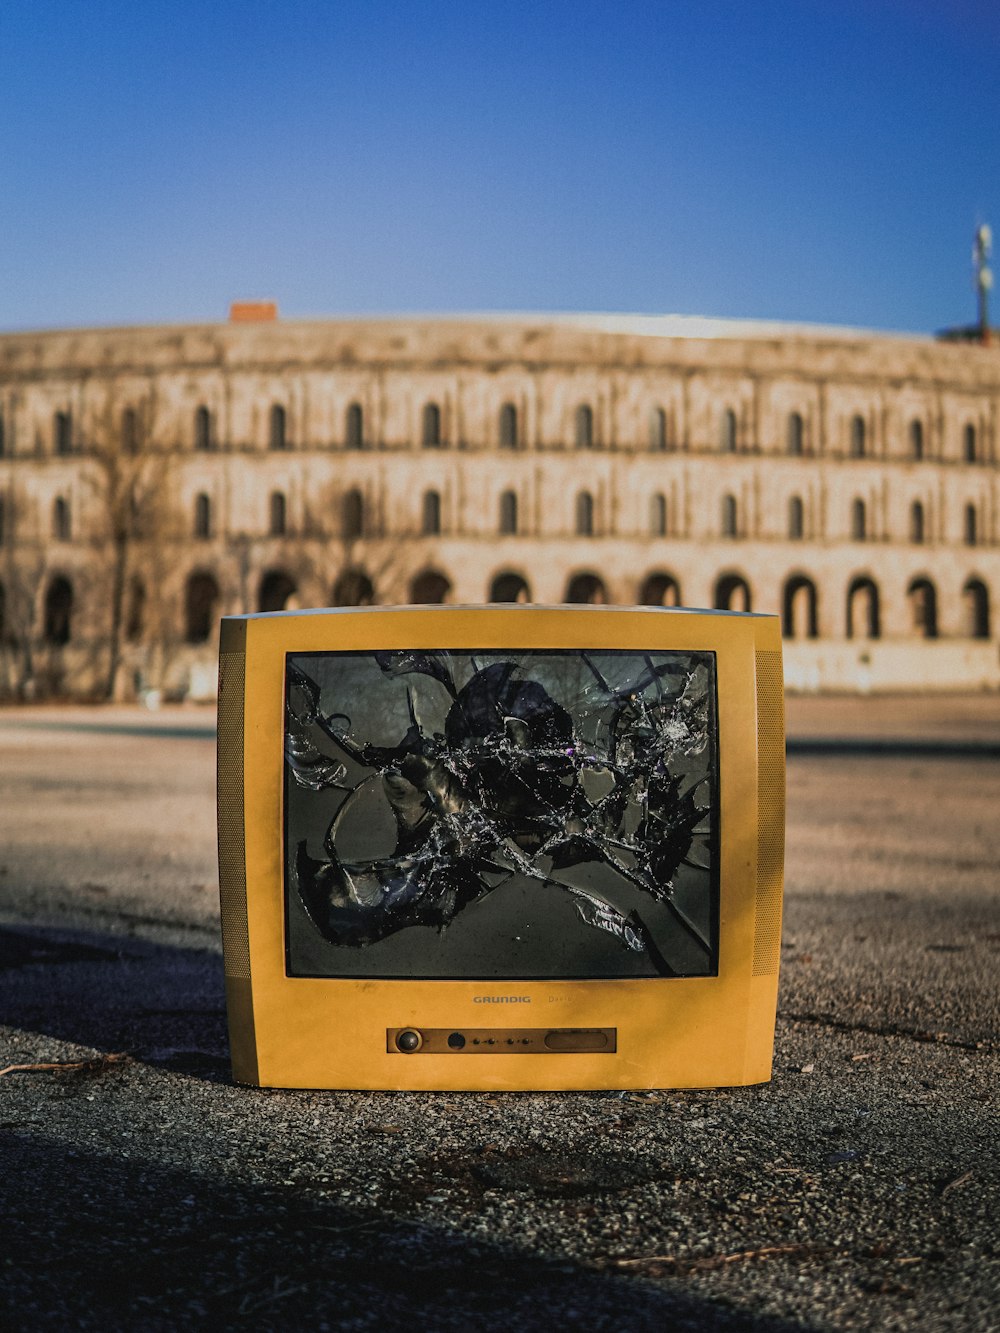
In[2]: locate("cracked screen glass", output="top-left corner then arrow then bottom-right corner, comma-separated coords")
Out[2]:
284,649 -> 718,979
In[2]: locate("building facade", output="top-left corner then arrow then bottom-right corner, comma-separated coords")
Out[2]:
0,313 -> 997,698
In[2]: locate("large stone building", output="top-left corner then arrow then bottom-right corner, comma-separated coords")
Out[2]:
0,311 -> 997,698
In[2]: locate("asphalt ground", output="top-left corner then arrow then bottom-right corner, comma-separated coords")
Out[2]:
0,697 -> 997,1331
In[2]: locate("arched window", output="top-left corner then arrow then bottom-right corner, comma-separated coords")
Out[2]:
54,411 -> 72,455
490,572 -> 531,603
721,494 -> 738,538
575,404 -> 594,449
787,412 -> 804,456
846,576 -> 881,640
650,493 -> 667,537
52,496 -> 71,542
269,404 -> 287,451
499,403 -> 518,449
910,501 -> 925,544
345,402 -> 364,450
499,490 -> 518,535
122,408 -> 139,454
720,408 -> 737,452
963,578 -> 990,639
258,570 -> 297,613
422,490 -> 441,536
649,407 -> 667,452
194,493 -> 212,540
422,402 -> 442,448
184,572 -> 219,644
575,491 -> 594,536
194,406 -> 213,451
332,568 -> 375,607
908,577 -> 938,639
565,572 -> 607,604
639,572 -> 681,606
851,499 -> 867,541
269,491 -> 287,537
410,569 -> 451,604
788,496 -> 804,540
850,415 -> 866,458
782,575 -> 819,639
125,577 -> 146,643
910,420 -> 924,460
44,576 -> 73,645
714,573 -> 752,612
342,488 -> 364,539
964,423 -> 977,463
965,504 -> 978,546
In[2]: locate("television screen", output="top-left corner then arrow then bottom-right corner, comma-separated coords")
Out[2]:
284,647 -> 718,981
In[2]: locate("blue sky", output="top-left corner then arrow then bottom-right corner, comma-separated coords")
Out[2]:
1,0 -> 998,334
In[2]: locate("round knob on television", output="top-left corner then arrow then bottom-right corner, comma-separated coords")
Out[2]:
395,1029 -> 423,1053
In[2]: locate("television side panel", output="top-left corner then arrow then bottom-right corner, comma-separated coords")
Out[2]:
217,618 -> 259,1084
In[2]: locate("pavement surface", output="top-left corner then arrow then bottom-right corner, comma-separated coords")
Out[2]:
0,696 -> 997,1331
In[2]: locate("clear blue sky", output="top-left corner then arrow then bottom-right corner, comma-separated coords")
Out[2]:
1,0 -> 998,334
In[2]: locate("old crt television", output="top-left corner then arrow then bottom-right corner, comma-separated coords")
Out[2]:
217,605 -> 784,1090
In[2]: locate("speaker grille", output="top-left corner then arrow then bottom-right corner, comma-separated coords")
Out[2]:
217,650 -> 250,980
752,649 -> 785,976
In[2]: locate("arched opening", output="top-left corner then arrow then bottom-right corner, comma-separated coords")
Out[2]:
194,406 -> 213,451
714,573 -> 752,612
499,403 -> 518,449
54,411 -> 72,455
910,501 -> 925,544
650,493 -> 667,537
575,404 -> 594,449
499,490 -> 518,535
851,498 -> 867,541
184,572 -> 219,644
332,568 -> 375,607
787,412 -> 804,456
52,496 -> 71,542
788,495 -> 804,539
346,402 -> 364,450
490,572 -> 531,603
965,504 -> 978,546
269,491 -> 287,537
422,490 -> 441,536
410,569 -> 451,604
44,576 -> 73,645
565,572 -> 607,604
782,575 -> 819,639
639,572 -> 682,606
908,577 -> 938,639
649,406 -> 667,451
721,494 -> 738,538
850,414 -> 866,458
258,569 -> 297,614
720,408 -> 737,452
575,491 -> 594,536
962,578 -> 990,639
342,488 -> 364,539
125,576 -> 146,642
964,423 -> 977,463
194,493 -> 212,539
122,407 -> 139,454
910,419 -> 924,460
422,402 -> 442,448
269,404 -> 287,451
846,576 -> 880,640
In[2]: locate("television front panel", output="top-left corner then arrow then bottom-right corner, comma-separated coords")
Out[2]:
218,605 -> 784,1090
